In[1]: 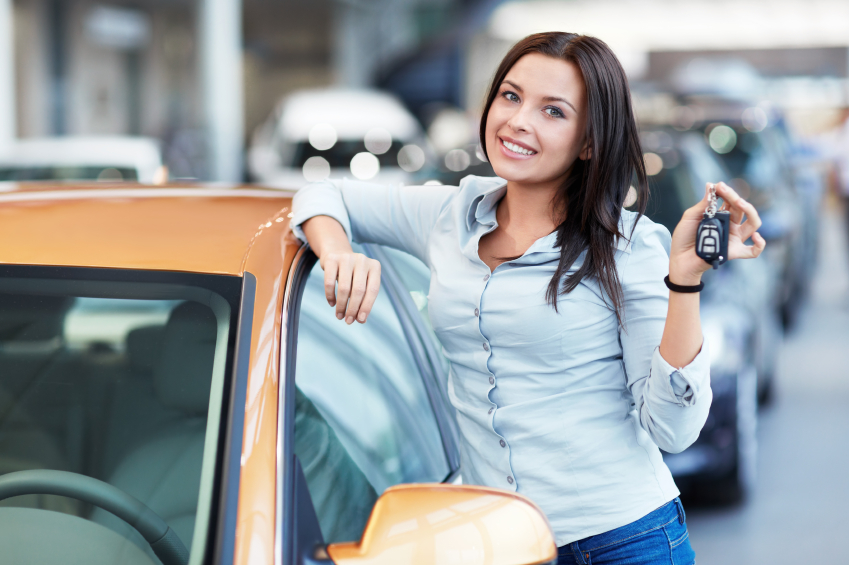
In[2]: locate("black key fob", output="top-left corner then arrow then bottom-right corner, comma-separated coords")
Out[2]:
696,211 -> 730,269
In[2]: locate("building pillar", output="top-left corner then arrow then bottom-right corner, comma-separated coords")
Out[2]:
0,0 -> 15,146
198,0 -> 244,182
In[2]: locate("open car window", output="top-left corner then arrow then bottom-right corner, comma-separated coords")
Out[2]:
293,244 -> 450,544
0,271 -> 237,565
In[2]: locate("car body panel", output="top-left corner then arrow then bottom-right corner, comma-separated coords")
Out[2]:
235,227 -> 300,565
0,185 -> 292,275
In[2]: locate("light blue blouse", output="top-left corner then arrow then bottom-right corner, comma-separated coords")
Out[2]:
291,175 -> 712,545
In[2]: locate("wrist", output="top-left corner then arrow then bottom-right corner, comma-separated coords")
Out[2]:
668,263 -> 705,286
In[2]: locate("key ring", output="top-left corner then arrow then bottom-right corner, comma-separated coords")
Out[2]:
705,183 -> 718,218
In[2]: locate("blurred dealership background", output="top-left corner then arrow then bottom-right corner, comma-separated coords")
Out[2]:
2,0 -> 849,563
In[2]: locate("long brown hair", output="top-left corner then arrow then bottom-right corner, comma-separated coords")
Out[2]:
479,32 -> 648,324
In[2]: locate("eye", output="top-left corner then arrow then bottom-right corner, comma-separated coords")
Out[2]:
501,90 -> 520,103
544,106 -> 564,118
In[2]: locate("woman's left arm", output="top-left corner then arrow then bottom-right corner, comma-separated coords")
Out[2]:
660,181 -> 766,367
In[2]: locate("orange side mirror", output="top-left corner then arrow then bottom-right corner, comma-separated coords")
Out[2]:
326,483 -> 557,565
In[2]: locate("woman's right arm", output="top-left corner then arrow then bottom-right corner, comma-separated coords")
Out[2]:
292,178 -> 457,326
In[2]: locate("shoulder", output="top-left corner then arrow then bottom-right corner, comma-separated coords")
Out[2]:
618,210 -> 671,257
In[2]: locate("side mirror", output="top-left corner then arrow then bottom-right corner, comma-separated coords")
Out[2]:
326,483 -> 556,565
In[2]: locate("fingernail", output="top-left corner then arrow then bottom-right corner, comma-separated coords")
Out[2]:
346,316 -> 354,324
358,313 -> 366,322
336,313 -> 343,320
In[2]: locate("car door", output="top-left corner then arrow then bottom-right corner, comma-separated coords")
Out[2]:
278,243 -> 460,565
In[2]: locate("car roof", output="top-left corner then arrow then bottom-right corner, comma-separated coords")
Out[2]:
277,88 -> 421,141
0,183 -> 295,276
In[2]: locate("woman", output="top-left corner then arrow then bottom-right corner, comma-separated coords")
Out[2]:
292,32 -> 765,565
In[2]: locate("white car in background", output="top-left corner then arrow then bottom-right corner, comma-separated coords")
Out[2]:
249,88 -> 430,189
0,137 -> 166,184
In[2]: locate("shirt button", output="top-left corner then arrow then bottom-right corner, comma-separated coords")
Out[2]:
482,342 -> 489,352
483,274 -> 490,282
507,476 -> 514,485
474,307 -> 479,317
489,376 -> 495,385
499,439 -> 506,448
488,407 -> 494,414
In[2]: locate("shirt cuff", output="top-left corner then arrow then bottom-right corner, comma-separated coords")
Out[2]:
651,339 -> 711,407
289,181 -> 353,244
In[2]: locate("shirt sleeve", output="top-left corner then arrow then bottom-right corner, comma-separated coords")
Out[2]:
290,178 -> 458,265
618,215 -> 712,454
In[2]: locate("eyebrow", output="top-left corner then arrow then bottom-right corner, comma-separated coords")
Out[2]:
502,80 -> 577,114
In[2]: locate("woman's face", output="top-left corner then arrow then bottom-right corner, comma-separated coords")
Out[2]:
484,53 -> 589,189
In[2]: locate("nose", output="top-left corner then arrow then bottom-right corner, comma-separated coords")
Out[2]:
506,102 -> 533,134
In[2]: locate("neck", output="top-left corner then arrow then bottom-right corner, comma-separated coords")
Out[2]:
498,180 -> 561,236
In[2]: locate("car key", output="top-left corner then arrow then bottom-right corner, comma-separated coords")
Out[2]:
695,183 -> 730,269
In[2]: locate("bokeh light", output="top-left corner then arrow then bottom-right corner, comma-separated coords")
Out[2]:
308,123 -> 337,151
708,124 -> 738,154
671,106 -> 696,131
302,156 -> 330,182
643,152 -> 663,175
350,152 -> 380,180
397,144 -> 425,172
444,149 -> 471,172
742,107 -> 769,132
624,186 -> 638,208
364,128 -> 392,155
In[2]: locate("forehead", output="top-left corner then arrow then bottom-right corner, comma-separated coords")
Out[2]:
504,53 -> 585,100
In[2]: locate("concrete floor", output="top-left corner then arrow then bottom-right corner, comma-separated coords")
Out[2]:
687,203 -> 849,564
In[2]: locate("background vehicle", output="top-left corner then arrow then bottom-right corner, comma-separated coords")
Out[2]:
0,137 -> 166,184
0,182 -> 554,565
638,128 -> 779,503
248,88 -> 431,188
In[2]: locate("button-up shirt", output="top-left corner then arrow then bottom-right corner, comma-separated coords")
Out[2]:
291,175 -> 711,545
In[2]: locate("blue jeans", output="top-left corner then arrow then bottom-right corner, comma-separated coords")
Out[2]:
557,498 -> 696,565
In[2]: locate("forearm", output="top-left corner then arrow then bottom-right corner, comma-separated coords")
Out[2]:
658,265 -> 704,368
302,216 -> 353,267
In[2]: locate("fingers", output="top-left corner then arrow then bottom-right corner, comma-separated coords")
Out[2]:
344,256 -> 370,324
323,256 -> 339,307
334,256 -> 354,320
741,232 -> 766,259
323,252 -> 381,324
358,262 -> 381,323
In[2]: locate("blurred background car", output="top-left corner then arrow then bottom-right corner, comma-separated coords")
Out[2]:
637,126 -> 781,502
248,88 -> 431,188
0,137 -> 166,184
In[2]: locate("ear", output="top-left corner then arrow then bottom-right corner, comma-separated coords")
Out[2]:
579,138 -> 592,161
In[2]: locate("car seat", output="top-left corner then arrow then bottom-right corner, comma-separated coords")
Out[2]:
91,301 -> 217,560
0,293 -> 81,514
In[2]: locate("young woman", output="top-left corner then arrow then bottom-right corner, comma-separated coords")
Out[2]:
292,32 -> 765,565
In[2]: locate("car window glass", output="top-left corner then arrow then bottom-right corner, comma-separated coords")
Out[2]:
0,278 -> 231,565
377,246 -> 451,389
294,247 -> 449,543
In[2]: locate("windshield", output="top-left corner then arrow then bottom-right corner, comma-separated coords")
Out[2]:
290,140 -> 407,169
0,166 -> 138,182
0,269 -> 237,565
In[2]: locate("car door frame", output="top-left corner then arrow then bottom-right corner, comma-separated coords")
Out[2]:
275,243 -> 461,565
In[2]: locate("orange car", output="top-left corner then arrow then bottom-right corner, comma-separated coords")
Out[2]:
0,183 -> 555,565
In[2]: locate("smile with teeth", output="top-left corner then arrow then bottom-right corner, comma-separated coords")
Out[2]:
502,139 -> 537,156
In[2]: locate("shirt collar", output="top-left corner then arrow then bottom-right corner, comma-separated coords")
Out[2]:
464,177 -> 508,231
460,176 -> 633,254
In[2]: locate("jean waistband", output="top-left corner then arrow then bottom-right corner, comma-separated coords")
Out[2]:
564,498 -> 685,555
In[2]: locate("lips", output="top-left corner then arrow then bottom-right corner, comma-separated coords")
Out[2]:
499,137 -> 537,157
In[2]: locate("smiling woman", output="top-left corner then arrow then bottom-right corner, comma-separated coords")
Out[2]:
293,30 -> 766,565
